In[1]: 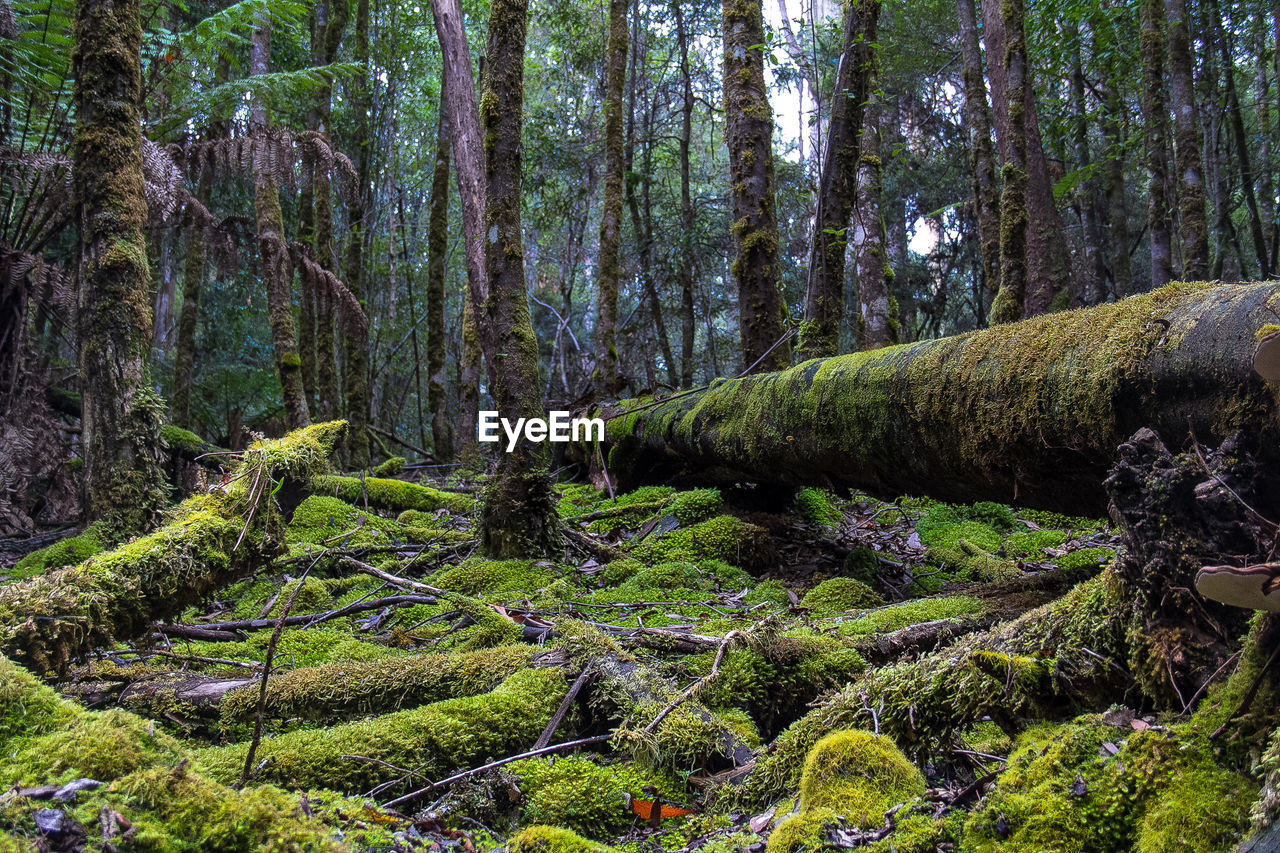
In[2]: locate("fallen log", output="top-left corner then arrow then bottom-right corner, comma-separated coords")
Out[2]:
585,282 -> 1280,515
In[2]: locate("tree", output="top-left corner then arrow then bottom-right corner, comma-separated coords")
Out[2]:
674,0 -> 696,387
592,0 -> 628,395
723,0 -> 789,372
342,0 -> 373,469
956,0 -> 999,302
426,101 -> 453,461
72,0 -> 168,533
987,0 -> 1029,323
1139,0 -> 1174,289
797,0 -> 880,361
1166,0 -> 1209,279
857,99 -> 894,350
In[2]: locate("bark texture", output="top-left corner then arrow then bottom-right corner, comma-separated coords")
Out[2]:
856,101 -> 893,350
341,0 -> 372,469
1166,0 -> 1209,280
73,0 -> 168,533
171,168 -> 211,430
722,0 -> 789,372
427,100 -> 453,460
592,0 -> 628,395
988,0 -> 1028,324
1140,0 -> 1175,289
675,0 -> 696,387
956,0 -> 999,302
587,282 -> 1280,517
797,0 -> 880,361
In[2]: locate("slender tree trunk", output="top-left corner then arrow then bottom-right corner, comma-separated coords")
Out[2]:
1103,86 -> 1133,298
674,0 -> 696,387
988,0 -> 1029,323
1256,25 -> 1277,270
171,168 -> 211,429
313,0 -> 348,423
1167,0 -> 1209,279
797,0 -> 879,361
457,295 -> 481,459
1210,0 -> 1270,279
250,17 -> 310,432
478,0 -> 561,557
153,232 -> 176,358
426,101 -> 453,461
723,0 -> 789,372
1139,0 -> 1174,288
956,0 -> 999,304
857,98 -> 893,350
338,0 -> 372,468
73,0 -> 167,533
592,0 -> 628,395
981,0 -> 1070,317
1068,21 -> 1106,306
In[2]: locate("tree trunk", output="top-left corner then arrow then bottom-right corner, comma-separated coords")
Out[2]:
1068,21 -> 1106,307
586,282 -> 1280,518
797,0 -> 879,361
476,0 -> 561,557
73,0 -> 168,534
1167,0 -> 1209,279
723,0 -> 789,372
981,0 -> 1070,317
987,0 -> 1028,323
1140,0 -> 1175,289
592,0 -> 628,395
1256,25 -> 1277,272
250,15 -> 310,432
341,0 -> 372,469
856,98 -> 893,350
675,0 -> 696,387
426,100 -> 453,461
956,0 -> 999,304
171,168 -> 211,429
1102,85 -> 1132,298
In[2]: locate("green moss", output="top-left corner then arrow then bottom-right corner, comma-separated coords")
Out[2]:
429,558 -> 558,598
1004,529 -> 1068,558
800,578 -> 884,616
839,596 -> 986,636
508,826 -> 619,852
842,546 -> 880,585
197,668 -> 567,792
4,708 -> 183,786
795,488 -> 842,526
634,515 -> 773,568
311,474 -> 475,514
160,424 -> 211,455
600,558 -> 643,586
1056,547 -> 1116,573
1017,508 -> 1108,532
920,520 -> 1002,553
766,807 -> 844,853
9,523 -> 106,579
1135,766 -> 1252,852
669,489 -> 723,525
744,579 -> 791,607
371,456 -> 405,476
798,730 -> 925,818
511,755 -> 681,840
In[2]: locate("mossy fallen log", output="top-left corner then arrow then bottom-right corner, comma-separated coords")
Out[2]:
0,423 -> 347,674
587,282 -> 1280,515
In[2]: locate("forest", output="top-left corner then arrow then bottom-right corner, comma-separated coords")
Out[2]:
5,0 -> 1280,847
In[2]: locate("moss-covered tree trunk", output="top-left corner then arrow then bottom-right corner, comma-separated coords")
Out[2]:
722,0 -> 789,373
856,101 -> 894,351
1166,0 -> 1209,280
987,0 -> 1028,324
1067,21 -> 1106,307
1103,83 -> 1132,296
1140,0 -> 1175,289
592,0 -> 628,396
340,0 -> 371,470
478,0 -> 562,557
956,0 -> 999,303
585,282 -> 1280,517
427,97 -> 453,460
674,0 -> 696,387
73,0 -> 168,533
249,15 -> 310,431
171,168 -> 211,430
797,0 -> 879,362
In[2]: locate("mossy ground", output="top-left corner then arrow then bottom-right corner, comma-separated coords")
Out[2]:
1,451 -> 1257,853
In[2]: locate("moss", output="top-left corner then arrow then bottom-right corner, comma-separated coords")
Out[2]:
1017,508 -> 1109,532
508,826 -> 619,852
1135,766 -> 1252,852
800,578 -> 884,616
744,579 -> 791,607
371,456 -> 405,477
669,488 -> 723,525
919,520 -> 1002,553
634,515 -> 773,569
766,807 -> 845,853
196,668 -> 567,792
842,546 -> 880,585
511,755 -> 682,840
429,558 -> 558,598
9,523 -> 106,578
159,424 -> 210,455
181,627 -> 401,671
285,495 -> 398,548
795,488 -> 842,526
1004,529 -> 1068,558
839,596 -> 986,636
311,474 -> 475,514
600,558 -> 643,586
1055,546 -> 1116,573
798,730 -> 925,819
4,708 -> 183,786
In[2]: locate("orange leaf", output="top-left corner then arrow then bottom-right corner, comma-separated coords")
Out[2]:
628,798 -> 695,820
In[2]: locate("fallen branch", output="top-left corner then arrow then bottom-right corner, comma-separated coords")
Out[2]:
152,593 -> 439,639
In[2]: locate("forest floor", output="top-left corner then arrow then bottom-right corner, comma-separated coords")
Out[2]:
0,442 -> 1268,852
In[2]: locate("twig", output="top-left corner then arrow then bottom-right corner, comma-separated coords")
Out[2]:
341,556 -> 449,597
644,629 -> 741,734
153,594 -> 437,639
369,425 -> 432,461
381,734 -> 613,809
532,664 -> 596,750
1210,639 -> 1280,740
1181,650 -> 1242,716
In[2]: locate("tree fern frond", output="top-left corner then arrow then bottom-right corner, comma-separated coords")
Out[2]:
289,242 -> 367,333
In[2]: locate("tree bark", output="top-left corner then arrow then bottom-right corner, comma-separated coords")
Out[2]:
987,0 -> 1028,323
1102,85 -> 1132,298
797,0 -> 879,361
723,0 -> 789,372
72,0 -> 169,534
1068,21 -> 1106,307
1140,0 -> 1175,289
592,0 -> 628,395
1167,0 -> 1209,280
585,282 -> 1280,517
426,100 -> 453,461
171,168 -> 211,430
476,0 -> 561,557
250,15 -> 310,432
856,98 -> 893,350
675,0 -> 696,387
956,0 -> 999,304
341,0 -> 372,469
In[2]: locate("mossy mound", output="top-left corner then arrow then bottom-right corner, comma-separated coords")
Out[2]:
634,515 -> 774,569
1004,528 -> 1068,558
430,558 -> 559,598
286,495 -> 396,548
670,489 -> 724,525
510,755 -> 683,840
795,488 -> 842,526
311,474 -> 475,515
800,578 -> 884,616
838,596 -> 986,636
8,524 -> 105,579
508,825 -> 619,852
371,456 -> 406,477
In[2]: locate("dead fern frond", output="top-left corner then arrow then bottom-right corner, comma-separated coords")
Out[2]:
289,241 -> 367,333
142,139 -> 183,224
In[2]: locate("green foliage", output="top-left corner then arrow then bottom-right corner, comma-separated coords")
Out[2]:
795,488 -> 842,526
